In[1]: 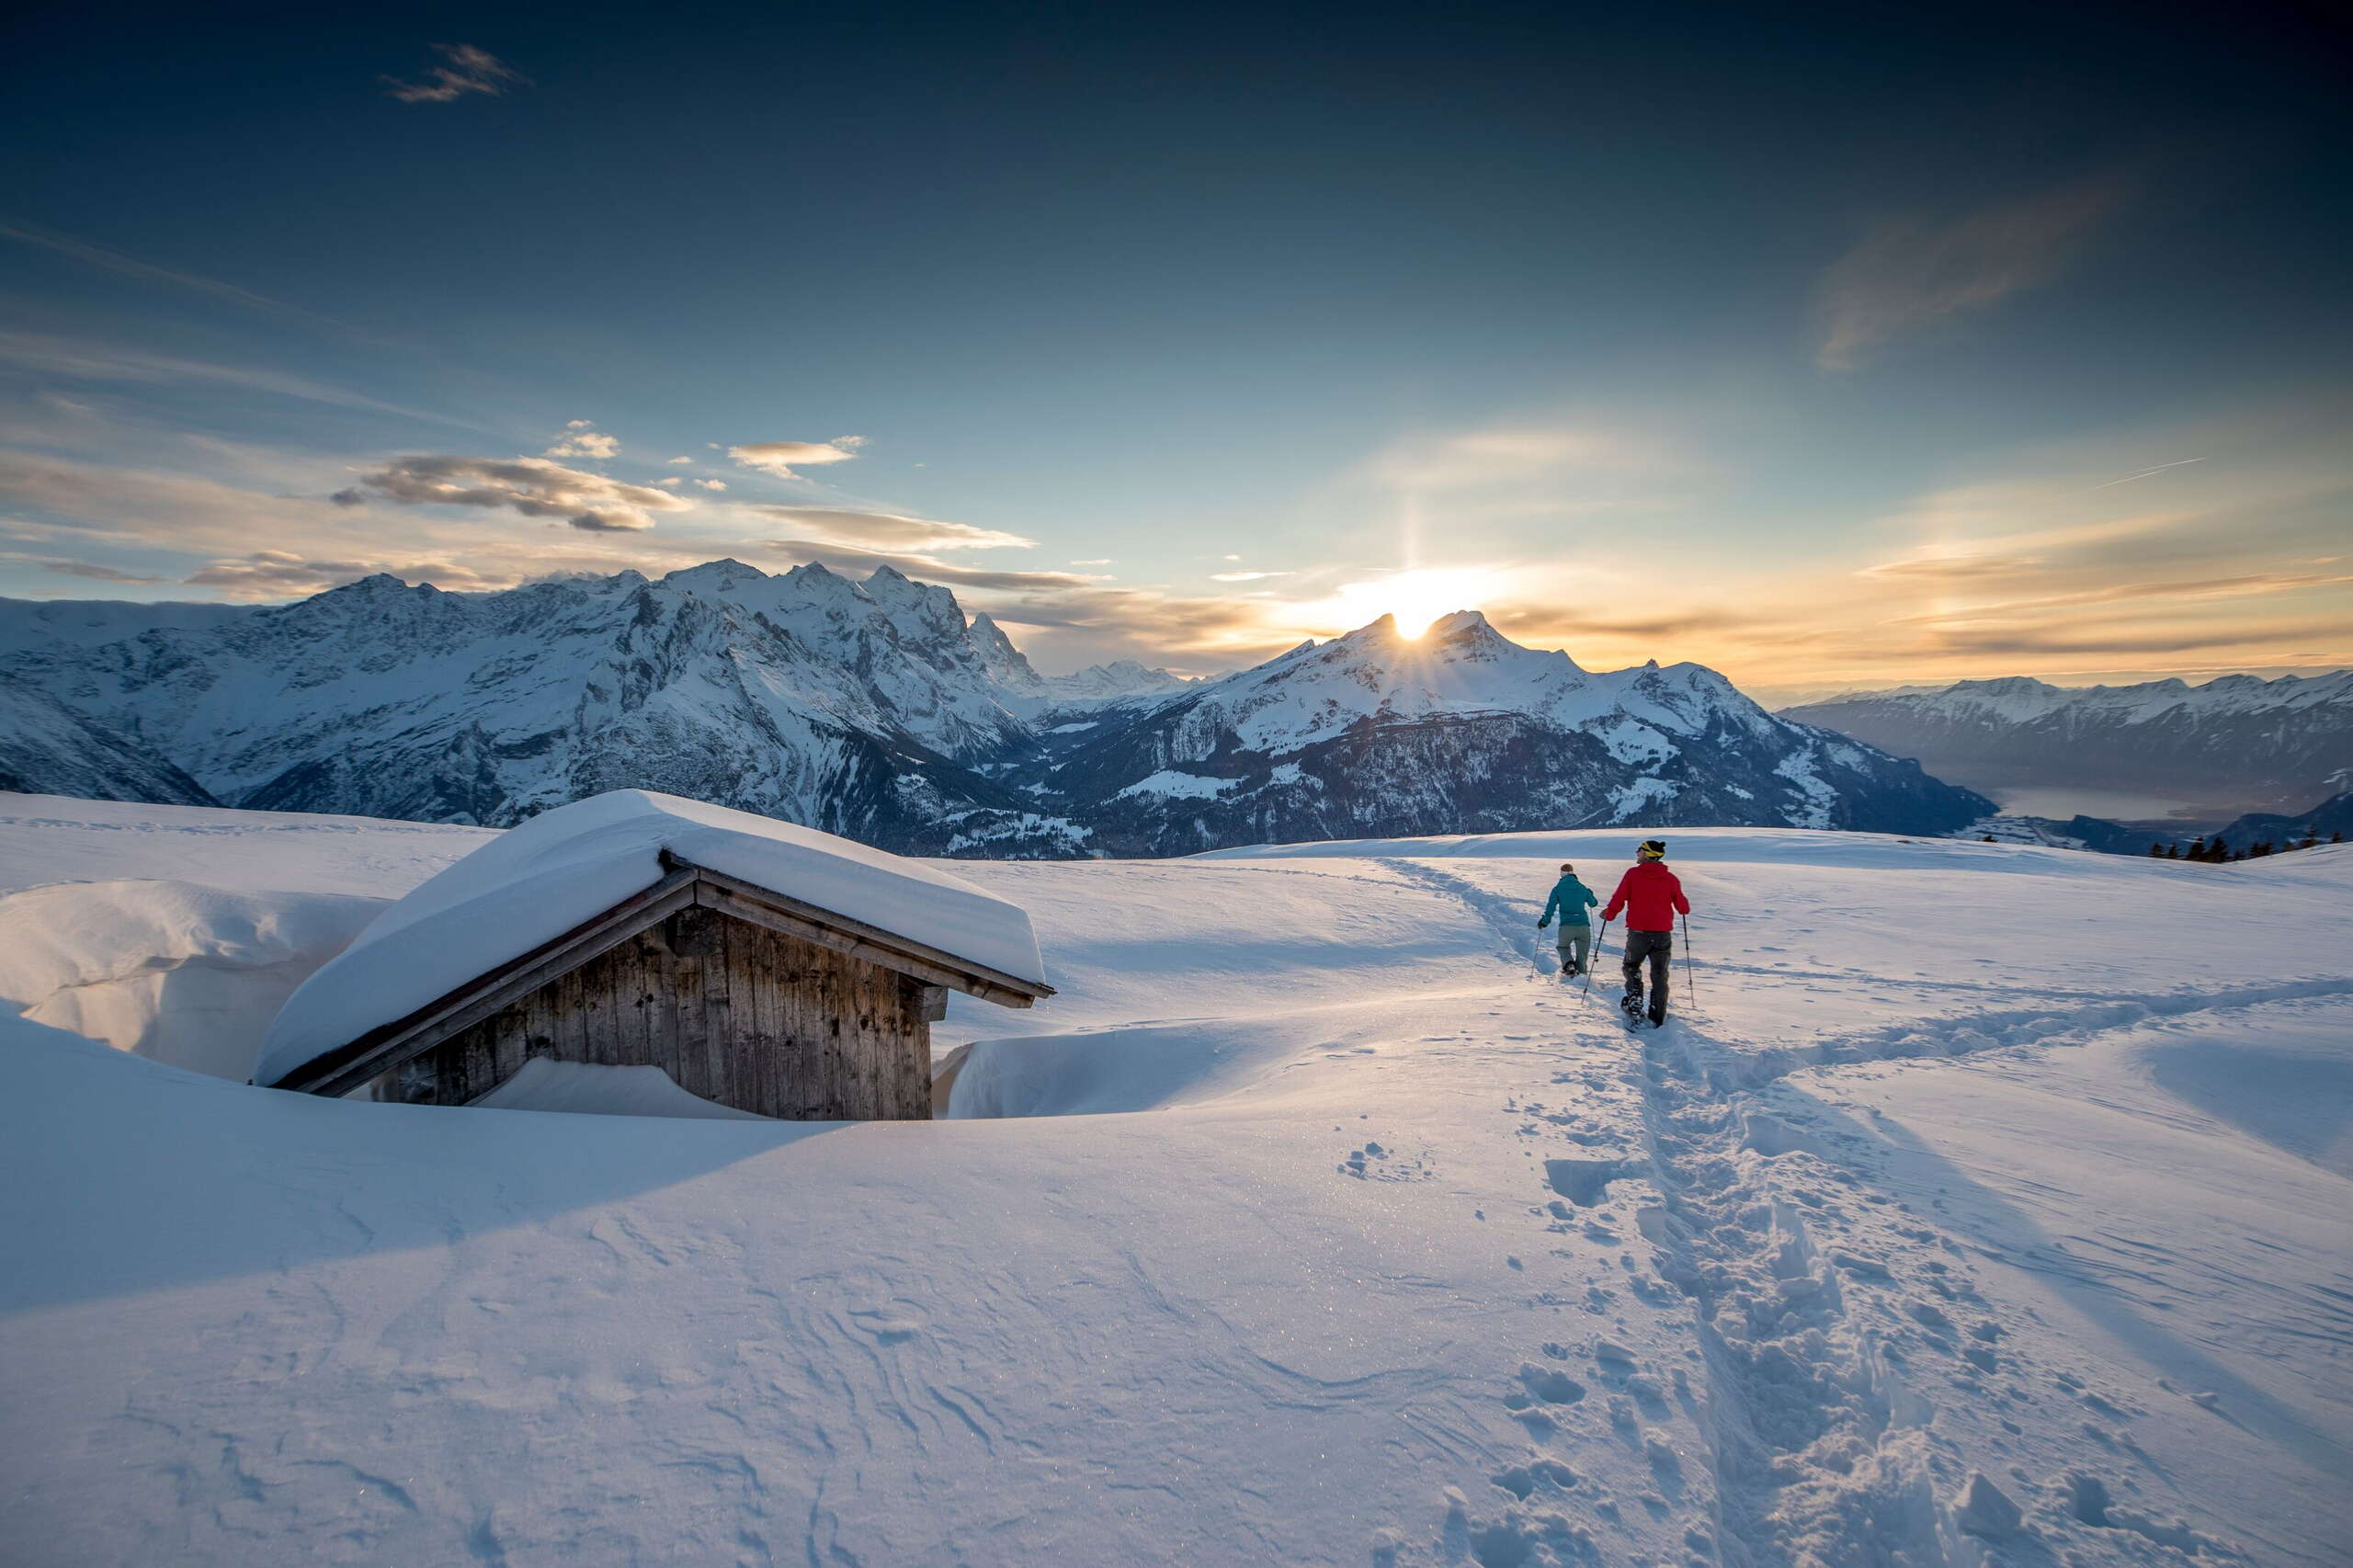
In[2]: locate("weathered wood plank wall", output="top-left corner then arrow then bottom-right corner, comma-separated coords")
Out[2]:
398,905 -> 933,1119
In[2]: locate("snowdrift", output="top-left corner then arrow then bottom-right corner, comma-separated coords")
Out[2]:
0,792 -> 487,1077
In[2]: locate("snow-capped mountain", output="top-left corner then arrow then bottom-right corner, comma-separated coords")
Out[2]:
0,562 -> 1102,854
1784,672 -> 2353,812
1034,610 -> 1990,853
1,564 -> 1988,852
0,671 -> 217,805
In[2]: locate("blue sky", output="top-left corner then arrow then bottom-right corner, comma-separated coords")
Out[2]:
2,1 -> 2347,696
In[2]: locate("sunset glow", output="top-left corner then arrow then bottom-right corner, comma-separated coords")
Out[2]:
1310,568 -> 1506,640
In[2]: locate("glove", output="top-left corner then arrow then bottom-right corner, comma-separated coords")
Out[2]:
1537,918 -> 1550,928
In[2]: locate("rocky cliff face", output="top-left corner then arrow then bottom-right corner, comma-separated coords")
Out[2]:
2,564 -> 1989,853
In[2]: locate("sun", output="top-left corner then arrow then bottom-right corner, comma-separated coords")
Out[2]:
1329,567 -> 1503,638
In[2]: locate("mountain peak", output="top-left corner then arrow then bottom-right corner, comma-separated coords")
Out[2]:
663,559 -> 768,593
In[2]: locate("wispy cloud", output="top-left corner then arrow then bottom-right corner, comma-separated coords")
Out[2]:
729,437 -> 865,480
336,454 -> 694,532
0,550 -> 163,585
1814,175 -> 2134,370
0,330 -> 475,429
544,420 -> 619,459
382,44 -> 528,106
751,506 -> 1034,552
1210,570 -> 1290,582
0,219 -> 341,328
1369,426 -> 1662,493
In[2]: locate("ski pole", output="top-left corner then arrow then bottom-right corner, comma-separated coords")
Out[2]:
1584,920 -> 1609,993
1679,913 -> 1699,1001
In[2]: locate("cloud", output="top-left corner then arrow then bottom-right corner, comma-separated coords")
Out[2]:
341,454 -> 696,532
1370,426 -> 1665,493
181,550 -> 516,598
544,420 -> 619,459
1070,558 -> 1111,566
762,540 -> 1101,595
1815,175 -> 2134,369
1211,570 -> 1290,582
750,506 -> 1033,551
1855,553 -> 2044,582
655,477 -> 683,488
0,551 -> 163,584
728,437 -> 865,479
665,456 -> 695,466
696,479 -> 727,492
0,330 -> 477,428
0,221 -> 349,331
382,44 -> 528,105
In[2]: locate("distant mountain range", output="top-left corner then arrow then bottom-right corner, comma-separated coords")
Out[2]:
0,560 -> 1991,852
1782,672 -> 2353,819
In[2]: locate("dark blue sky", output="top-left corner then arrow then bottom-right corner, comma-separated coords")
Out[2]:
3,1 -> 2347,690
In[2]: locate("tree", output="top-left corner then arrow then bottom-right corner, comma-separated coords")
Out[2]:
2302,829 -> 2320,850
2149,841 -> 2166,857
2188,836 -> 2208,861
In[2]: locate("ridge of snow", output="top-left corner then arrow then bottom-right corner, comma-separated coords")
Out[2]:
470,1058 -> 772,1119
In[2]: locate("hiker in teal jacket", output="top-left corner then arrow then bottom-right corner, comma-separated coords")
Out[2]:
1536,863 -> 1599,977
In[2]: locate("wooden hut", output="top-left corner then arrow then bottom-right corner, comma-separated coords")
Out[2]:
257,791 -> 1052,1120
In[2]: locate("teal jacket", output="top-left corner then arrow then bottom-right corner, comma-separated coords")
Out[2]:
1539,874 -> 1597,927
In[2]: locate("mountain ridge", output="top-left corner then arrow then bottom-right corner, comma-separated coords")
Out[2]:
2,562 -> 1990,852
1784,670 -> 2353,816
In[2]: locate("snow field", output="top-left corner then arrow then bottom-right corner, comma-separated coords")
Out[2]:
2,807 -> 2348,1565
0,794 -> 489,1074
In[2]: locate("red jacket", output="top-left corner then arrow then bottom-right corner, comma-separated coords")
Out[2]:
1602,861 -> 1689,932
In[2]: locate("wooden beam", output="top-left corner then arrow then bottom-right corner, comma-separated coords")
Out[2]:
269,869 -> 699,1096
668,855 -> 1053,1006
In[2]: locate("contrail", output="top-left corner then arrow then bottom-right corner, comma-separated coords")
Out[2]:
2094,457 -> 2206,488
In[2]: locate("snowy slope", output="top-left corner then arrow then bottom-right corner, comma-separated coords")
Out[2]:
1040,611 -> 1991,850
4,806 -> 2348,1566
0,792 -> 488,1076
0,672 -> 217,806
1786,671 -> 2353,812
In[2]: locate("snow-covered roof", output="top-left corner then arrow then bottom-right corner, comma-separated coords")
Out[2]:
257,790 -> 1046,1087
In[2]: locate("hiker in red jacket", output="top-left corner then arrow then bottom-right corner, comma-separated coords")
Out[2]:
1601,838 -> 1689,1027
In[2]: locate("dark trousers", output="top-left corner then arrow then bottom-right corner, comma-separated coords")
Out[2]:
1622,928 -> 1673,1015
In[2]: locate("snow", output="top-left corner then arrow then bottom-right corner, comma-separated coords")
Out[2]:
0,793 -> 489,1076
258,790 -> 1047,1086
472,1058 -> 772,1119
1817,668 -> 2353,727
1113,768 -> 1242,801
4,806 -> 2350,1566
